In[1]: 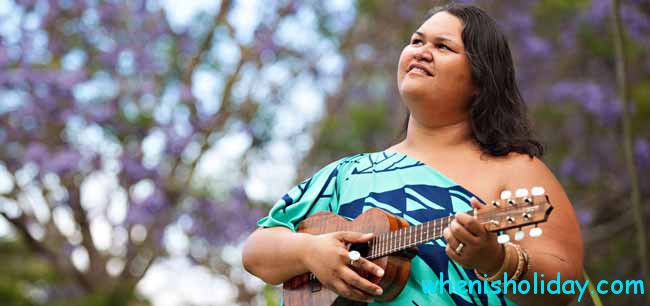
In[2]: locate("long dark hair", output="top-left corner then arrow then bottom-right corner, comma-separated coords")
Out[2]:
398,3 -> 544,157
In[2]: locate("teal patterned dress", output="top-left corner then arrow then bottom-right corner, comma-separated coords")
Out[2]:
257,151 -> 518,306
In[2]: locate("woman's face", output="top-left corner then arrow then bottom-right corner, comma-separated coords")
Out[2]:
397,11 -> 476,125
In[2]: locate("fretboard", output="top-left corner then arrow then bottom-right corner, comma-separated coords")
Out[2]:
362,192 -> 551,259
366,214 -> 458,260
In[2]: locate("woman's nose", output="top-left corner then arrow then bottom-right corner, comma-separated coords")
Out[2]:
414,48 -> 433,62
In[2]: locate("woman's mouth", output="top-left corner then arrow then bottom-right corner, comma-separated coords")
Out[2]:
408,67 -> 432,76
406,63 -> 433,77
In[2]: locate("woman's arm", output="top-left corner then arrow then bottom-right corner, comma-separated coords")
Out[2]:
242,226 -> 385,302
242,226 -> 312,285
502,155 -> 585,306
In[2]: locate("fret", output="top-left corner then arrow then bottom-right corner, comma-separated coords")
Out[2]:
424,221 -> 428,240
388,231 -> 392,255
376,234 -> 380,258
395,229 -> 399,253
406,226 -> 413,246
370,209 -> 477,259
432,218 -> 436,241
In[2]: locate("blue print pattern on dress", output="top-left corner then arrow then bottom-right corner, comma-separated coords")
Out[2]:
335,152 -> 509,306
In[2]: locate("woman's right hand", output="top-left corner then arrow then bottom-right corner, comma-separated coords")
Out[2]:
300,231 -> 386,302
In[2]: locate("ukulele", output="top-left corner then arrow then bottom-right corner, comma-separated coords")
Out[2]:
282,187 -> 553,306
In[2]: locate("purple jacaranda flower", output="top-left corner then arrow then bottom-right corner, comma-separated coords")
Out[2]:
119,153 -> 157,182
125,204 -> 154,226
635,138 -> 650,167
179,84 -> 193,101
14,0 -> 39,8
186,188 -> 264,244
559,157 -> 577,179
164,129 -> 193,156
522,35 -> 551,58
587,0 -> 610,25
253,25 -> 278,56
620,3 -> 650,45
560,25 -> 577,49
25,142 -> 49,164
398,6 -> 416,20
84,102 -> 117,123
0,45 -> 9,67
577,210 -> 593,225
45,149 -> 81,175
549,81 -> 622,123
506,11 -> 533,32
575,164 -> 597,185
126,188 -> 170,226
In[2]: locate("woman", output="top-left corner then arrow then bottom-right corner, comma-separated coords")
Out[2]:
242,4 -> 583,306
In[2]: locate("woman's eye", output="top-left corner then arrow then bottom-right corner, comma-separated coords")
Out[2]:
411,39 -> 423,45
436,43 -> 451,50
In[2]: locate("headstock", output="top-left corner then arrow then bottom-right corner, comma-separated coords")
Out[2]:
475,187 -> 553,244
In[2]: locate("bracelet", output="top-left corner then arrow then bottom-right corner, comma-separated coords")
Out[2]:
519,245 -> 530,280
474,242 -> 512,282
509,243 -> 526,281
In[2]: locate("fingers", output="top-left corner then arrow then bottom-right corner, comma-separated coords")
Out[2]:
469,196 -> 483,209
443,227 -> 462,261
442,226 -> 460,249
449,219 -> 481,245
337,231 -> 374,243
339,266 -> 384,297
351,256 -> 384,278
454,212 -> 484,238
331,279 -> 376,302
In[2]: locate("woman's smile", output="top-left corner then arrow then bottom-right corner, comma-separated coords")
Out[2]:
407,67 -> 433,77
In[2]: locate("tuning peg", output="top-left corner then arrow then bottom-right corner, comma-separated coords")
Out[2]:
515,188 -> 529,197
515,228 -> 525,241
529,226 -> 543,237
491,200 -> 499,207
531,186 -> 545,196
500,190 -> 512,200
497,234 -> 510,244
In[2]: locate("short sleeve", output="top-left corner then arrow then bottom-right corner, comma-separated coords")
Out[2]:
256,158 -> 345,232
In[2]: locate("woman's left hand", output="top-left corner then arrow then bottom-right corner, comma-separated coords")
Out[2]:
442,197 -> 505,274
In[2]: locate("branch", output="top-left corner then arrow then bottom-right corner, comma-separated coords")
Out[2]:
0,211 -> 93,292
183,0 -> 234,84
62,178 -> 105,286
610,0 -> 649,301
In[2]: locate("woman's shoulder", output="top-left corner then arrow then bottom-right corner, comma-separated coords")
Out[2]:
495,152 -> 560,192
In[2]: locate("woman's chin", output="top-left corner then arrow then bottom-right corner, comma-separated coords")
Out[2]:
399,83 -> 433,100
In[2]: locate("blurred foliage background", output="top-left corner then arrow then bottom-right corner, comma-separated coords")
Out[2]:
0,0 -> 648,305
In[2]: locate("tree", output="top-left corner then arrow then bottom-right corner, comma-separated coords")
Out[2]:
0,0 -> 353,304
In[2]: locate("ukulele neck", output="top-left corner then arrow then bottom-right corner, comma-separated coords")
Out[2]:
364,191 -> 552,260
366,214 -> 459,260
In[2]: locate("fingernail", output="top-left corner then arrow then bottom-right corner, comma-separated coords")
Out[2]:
376,288 -> 383,295
376,269 -> 384,277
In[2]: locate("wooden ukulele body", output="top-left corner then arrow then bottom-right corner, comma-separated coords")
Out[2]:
283,208 -> 416,306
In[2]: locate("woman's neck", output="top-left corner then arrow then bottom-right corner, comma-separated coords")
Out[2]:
393,115 -> 475,154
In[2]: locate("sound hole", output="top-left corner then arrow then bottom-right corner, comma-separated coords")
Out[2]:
349,242 -> 370,257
